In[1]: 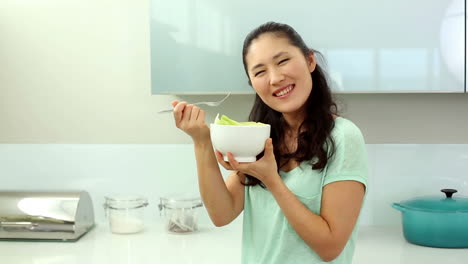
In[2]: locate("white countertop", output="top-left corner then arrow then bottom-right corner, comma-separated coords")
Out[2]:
1,219 -> 467,264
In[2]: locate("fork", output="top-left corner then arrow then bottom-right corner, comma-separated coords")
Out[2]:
157,92 -> 231,114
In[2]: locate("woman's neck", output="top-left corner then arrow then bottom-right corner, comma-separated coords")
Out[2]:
282,111 -> 305,134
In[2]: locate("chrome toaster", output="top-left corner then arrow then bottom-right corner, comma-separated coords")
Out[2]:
0,191 -> 95,241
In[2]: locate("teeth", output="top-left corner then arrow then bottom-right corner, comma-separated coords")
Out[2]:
275,86 -> 293,97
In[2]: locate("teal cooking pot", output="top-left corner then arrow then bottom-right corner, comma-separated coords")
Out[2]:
392,189 -> 468,248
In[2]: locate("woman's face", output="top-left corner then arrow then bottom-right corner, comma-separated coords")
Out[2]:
245,33 -> 316,115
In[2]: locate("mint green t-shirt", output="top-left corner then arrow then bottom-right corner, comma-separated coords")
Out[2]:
242,117 -> 368,264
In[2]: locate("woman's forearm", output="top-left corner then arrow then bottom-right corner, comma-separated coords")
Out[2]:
193,138 -> 238,226
267,177 -> 365,261
267,178 -> 345,262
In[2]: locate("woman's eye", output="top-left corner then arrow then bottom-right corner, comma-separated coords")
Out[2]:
254,70 -> 265,77
279,58 -> 289,65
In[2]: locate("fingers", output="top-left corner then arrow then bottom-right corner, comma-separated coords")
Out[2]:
172,101 -> 187,127
198,108 -> 205,123
190,105 -> 200,123
173,102 -> 205,124
181,104 -> 194,123
227,152 -> 249,172
226,152 -> 239,167
264,138 -> 274,154
215,150 -> 232,170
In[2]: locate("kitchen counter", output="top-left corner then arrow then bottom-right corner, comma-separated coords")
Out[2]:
1,219 -> 467,264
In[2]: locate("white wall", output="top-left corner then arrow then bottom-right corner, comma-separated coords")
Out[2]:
1,144 -> 467,226
1,1 -> 467,144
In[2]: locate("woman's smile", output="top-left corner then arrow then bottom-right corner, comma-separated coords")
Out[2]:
273,84 -> 295,98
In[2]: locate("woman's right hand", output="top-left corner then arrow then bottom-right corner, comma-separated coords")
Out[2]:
171,100 -> 210,142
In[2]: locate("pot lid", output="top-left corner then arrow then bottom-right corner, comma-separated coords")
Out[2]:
395,189 -> 468,213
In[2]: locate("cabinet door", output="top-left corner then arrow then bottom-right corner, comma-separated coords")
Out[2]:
150,0 -> 465,94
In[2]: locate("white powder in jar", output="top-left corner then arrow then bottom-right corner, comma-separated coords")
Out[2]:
109,215 -> 144,234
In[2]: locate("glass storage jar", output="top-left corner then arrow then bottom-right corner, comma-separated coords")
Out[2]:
104,195 -> 148,234
158,194 -> 203,234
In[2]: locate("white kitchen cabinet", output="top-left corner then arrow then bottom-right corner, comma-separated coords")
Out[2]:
150,0 -> 465,94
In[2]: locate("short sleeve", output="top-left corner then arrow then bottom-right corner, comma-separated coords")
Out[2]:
323,118 -> 368,190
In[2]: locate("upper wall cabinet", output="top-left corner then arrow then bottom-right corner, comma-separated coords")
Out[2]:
150,0 -> 465,94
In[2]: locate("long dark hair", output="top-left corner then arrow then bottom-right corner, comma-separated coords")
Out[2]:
242,22 -> 338,187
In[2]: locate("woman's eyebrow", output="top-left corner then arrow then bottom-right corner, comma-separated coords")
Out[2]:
272,51 -> 288,60
250,51 -> 289,72
250,63 -> 265,73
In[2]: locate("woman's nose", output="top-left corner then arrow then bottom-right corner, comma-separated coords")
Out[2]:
269,68 -> 285,85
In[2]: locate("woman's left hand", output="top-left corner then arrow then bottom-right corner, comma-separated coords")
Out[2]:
216,138 -> 280,187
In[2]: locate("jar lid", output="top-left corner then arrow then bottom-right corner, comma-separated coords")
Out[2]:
159,193 -> 203,210
394,189 -> 468,213
104,195 -> 148,210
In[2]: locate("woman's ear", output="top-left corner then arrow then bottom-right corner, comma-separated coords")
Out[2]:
307,51 -> 317,73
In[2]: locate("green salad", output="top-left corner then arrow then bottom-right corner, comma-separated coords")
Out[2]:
214,114 -> 267,126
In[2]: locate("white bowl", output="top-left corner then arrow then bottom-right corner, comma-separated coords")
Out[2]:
210,124 -> 271,163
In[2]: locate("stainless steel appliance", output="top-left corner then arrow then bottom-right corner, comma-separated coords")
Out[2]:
0,191 -> 94,241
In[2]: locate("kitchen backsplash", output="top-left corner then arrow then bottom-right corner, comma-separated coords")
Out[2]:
1,144 -> 467,226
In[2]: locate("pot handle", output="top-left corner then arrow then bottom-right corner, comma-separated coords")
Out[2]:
441,189 -> 457,198
391,203 -> 407,212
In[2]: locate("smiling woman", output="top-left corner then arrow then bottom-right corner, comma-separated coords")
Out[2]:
237,22 -> 367,264
170,21 -> 368,264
